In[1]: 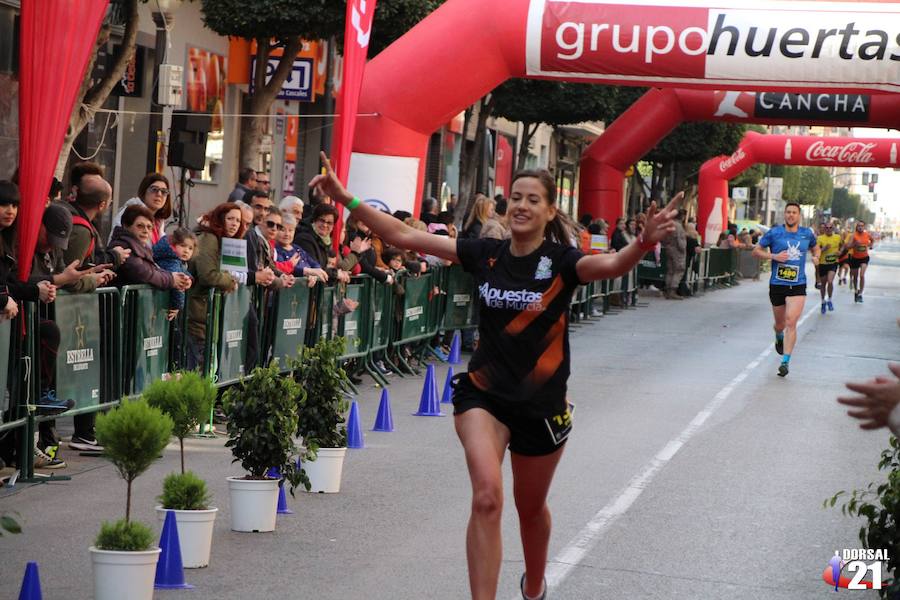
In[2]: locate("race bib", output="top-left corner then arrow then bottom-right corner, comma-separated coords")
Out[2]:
855,245 -> 868,253
824,255 -> 837,264
775,264 -> 800,282
544,402 -> 575,446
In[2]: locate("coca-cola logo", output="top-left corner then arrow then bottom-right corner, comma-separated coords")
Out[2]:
805,141 -> 877,164
719,147 -> 746,172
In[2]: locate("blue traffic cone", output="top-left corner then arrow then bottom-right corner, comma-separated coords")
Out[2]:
276,481 -> 294,514
441,367 -> 454,404
18,562 -> 42,600
414,364 -> 444,416
155,510 -> 193,589
347,401 -> 365,449
372,388 -> 394,432
448,331 -> 462,364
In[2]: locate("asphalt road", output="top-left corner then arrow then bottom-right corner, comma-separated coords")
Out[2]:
2,241 -> 898,599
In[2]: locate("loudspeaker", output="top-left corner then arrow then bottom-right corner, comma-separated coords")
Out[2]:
167,111 -> 211,171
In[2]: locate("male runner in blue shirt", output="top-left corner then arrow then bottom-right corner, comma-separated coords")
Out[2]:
752,202 -> 820,377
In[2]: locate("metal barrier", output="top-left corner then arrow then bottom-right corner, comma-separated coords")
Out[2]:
705,248 -> 736,288
637,249 -> 666,287
120,285 -> 173,396
736,248 -> 761,279
442,264 -> 478,330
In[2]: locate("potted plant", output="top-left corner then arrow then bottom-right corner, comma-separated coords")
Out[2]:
223,361 -> 307,532
144,372 -> 219,567
291,337 -> 351,493
91,399 -> 173,600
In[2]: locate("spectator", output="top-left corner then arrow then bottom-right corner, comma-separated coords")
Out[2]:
62,167 -> 128,271
249,207 -> 294,289
109,173 -> 172,245
256,171 -> 271,196
274,213 -> 328,284
344,216 -> 390,282
462,194 -> 493,239
437,210 -> 458,240
611,217 -> 632,252
47,177 -> 63,205
738,228 -> 752,247
109,205 -> 193,292
717,232 -> 731,249
750,228 -> 761,245
153,227 -> 197,320
661,209 -> 687,300
30,203 -> 119,463
186,203 -> 243,371
680,221 -> 702,295
421,197 -> 440,225
279,195 -> 304,226
65,161 -> 104,201
234,200 -> 253,233
297,203 -> 360,284
480,200 -> 509,240
392,210 -> 413,222
228,167 -> 257,202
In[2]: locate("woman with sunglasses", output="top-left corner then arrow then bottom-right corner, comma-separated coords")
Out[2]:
310,152 -> 679,600
109,173 -> 173,245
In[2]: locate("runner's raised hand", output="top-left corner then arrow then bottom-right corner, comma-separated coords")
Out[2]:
309,152 -> 353,205
642,191 -> 683,244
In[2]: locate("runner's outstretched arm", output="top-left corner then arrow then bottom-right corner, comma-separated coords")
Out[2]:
309,152 -> 458,264
575,194 -> 681,282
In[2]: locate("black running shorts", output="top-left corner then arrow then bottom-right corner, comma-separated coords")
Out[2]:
848,256 -> 870,269
817,263 -> 838,277
769,283 -> 806,307
451,374 -> 572,456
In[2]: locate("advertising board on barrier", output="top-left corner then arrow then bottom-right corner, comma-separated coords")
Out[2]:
526,0 -> 900,92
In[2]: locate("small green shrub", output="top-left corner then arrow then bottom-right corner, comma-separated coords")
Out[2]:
95,399 -> 173,522
827,436 -> 900,597
143,371 -> 217,473
94,519 -> 155,552
291,337 -> 350,452
158,471 -> 211,511
223,362 -> 308,493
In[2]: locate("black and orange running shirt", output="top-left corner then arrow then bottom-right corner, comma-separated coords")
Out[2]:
456,238 -> 584,418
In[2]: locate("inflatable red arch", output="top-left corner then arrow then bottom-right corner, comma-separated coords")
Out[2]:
579,88 -> 900,230
698,131 -> 899,243
351,0 -> 900,217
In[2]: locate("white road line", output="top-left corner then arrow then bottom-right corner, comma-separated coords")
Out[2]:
527,305 -> 819,596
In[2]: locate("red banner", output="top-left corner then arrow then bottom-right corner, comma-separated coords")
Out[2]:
332,0 -> 377,249
18,0 -> 109,281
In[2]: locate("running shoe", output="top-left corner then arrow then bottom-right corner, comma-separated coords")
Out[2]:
827,300 -> 834,312
775,338 -> 784,355
858,294 -> 864,303
854,293 -> 860,303
35,390 -> 75,416
34,446 -> 66,469
520,573 -> 547,600
821,301 -> 827,314
69,436 -> 104,452
778,363 -> 789,377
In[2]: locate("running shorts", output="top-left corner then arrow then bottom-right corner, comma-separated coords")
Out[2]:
848,256 -> 870,269
769,283 -> 806,307
451,374 -> 572,456
817,264 -> 838,277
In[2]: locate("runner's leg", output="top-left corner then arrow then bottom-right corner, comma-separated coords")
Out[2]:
783,295 -> 806,358
455,408 -> 512,600
858,262 -> 868,296
511,446 -> 566,599
826,270 -> 835,299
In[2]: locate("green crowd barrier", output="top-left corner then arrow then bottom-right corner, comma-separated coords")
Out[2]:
269,282 -> 313,368
397,271 -> 432,344
637,249 -> 666,286
442,264 -> 478,330
120,285 -> 172,396
215,285 -> 252,385
52,291 -> 104,412
338,278 -> 370,361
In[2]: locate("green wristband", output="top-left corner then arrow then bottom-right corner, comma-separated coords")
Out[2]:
346,196 -> 361,211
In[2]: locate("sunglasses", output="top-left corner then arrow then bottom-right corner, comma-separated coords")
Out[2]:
257,180 -> 270,185
266,220 -> 285,231
148,185 -> 169,196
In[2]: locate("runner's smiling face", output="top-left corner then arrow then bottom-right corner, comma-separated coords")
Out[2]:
508,177 -> 556,240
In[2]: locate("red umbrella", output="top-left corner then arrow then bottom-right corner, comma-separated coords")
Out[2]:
17,0 -> 109,281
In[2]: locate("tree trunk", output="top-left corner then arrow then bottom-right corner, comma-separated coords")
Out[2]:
456,95 -> 495,228
54,0 -> 140,180
516,122 -> 539,171
126,479 -> 132,523
239,36 -> 303,169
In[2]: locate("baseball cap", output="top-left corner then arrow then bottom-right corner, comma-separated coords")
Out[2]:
42,204 -> 73,250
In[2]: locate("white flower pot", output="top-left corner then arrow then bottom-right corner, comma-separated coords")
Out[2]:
155,506 -> 218,568
90,546 -> 161,600
302,447 -> 347,493
227,477 -> 278,532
